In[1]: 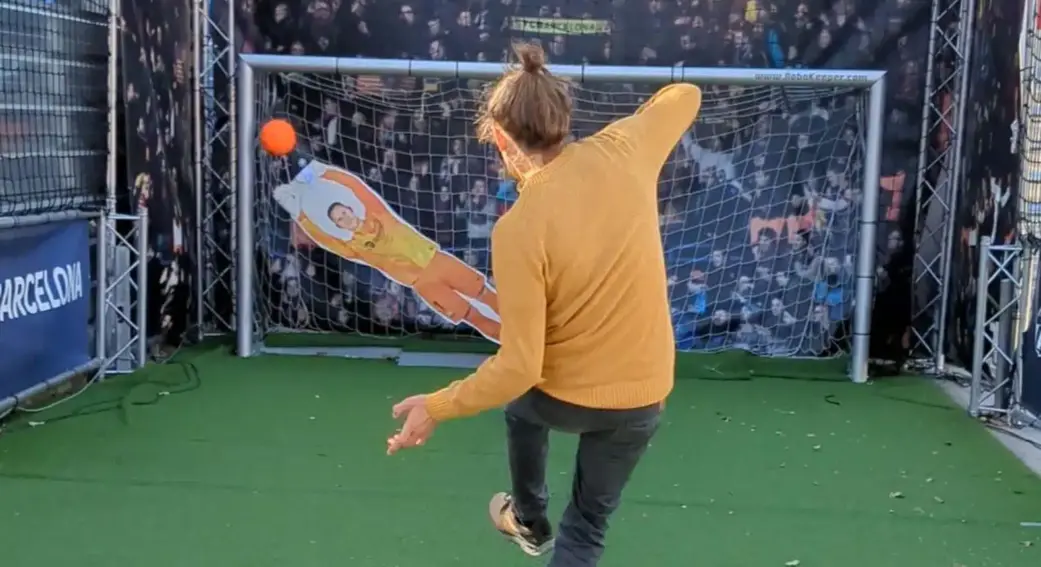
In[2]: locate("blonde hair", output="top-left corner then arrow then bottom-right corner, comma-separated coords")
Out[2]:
475,41 -> 573,151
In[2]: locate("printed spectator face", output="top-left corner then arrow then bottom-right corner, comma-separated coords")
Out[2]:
771,299 -> 785,314
307,0 -> 332,21
888,230 -> 903,251
757,236 -> 775,256
688,272 -> 706,292
819,30 -> 832,49
429,40 -> 445,60
458,11 -> 472,27
400,5 -> 414,24
710,250 -> 724,267
824,257 -> 841,274
274,3 -> 289,23
550,36 -> 565,57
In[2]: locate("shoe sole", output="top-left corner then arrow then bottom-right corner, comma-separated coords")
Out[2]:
500,531 -> 554,557
489,492 -> 554,557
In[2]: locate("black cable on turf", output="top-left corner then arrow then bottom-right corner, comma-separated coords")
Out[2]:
0,362 -> 200,435
0,325 -> 207,435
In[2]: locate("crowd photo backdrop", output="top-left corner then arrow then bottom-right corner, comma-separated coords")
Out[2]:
120,0 -> 1024,374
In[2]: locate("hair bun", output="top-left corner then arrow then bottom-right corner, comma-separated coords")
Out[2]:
514,42 -> 547,73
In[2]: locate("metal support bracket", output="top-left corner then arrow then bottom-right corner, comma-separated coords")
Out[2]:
970,237 -> 1027,422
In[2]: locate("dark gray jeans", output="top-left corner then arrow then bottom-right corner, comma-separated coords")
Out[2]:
505,388 -> 662,567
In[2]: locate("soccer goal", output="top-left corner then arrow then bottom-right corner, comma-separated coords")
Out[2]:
234,54 -> 886,383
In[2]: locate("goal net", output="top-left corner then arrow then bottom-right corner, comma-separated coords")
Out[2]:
247,67 -> 872,359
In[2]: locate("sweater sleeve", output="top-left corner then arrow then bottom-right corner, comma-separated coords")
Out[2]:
424,217 -> 546,421
599,83 -> 703,174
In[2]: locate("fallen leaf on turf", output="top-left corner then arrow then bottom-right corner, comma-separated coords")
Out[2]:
889,491 -> 904,499
933,496 -> 945,504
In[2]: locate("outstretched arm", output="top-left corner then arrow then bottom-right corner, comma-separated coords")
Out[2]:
598,83 -> 703,174
296,213 -> 359,260
423,215 -> 546,421
321,169 -> 391,217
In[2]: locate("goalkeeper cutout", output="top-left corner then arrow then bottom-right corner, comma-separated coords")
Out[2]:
273,163 -> 501,341
387,41 -> 702,567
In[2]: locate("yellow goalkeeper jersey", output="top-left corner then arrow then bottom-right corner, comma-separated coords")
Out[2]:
350,216 -> 438,269
425,83 -> 703,421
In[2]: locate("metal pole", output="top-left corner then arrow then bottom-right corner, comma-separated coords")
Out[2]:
106,0 -> 119,213
996,278 -> 1013,409
0,358 -> 106,416
104,0 -> 120,364
192,0 -> 205,341
935,0 -> 980,373
235,61 -> 256,357
228,0 -> 239,330
970,236 -> 993,416
913,0 -> 943,214
96,212 -> 109,368
850,77 -> 887,383
238,54 -> 886,87
909,0 -> 944,362
135,210 -> 150,369
0,210 -> 101,229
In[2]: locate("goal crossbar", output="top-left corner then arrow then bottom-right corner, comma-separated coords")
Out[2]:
234,54 -> 886,383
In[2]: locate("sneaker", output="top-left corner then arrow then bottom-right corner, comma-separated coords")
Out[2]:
488,492 -> 554,557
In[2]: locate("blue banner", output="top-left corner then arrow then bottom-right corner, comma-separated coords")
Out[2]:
0,220 -> 91,401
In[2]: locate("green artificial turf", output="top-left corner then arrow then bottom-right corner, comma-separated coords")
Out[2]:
0,344 -> 1038,566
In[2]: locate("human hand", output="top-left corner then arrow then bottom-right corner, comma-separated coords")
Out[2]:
387,394 -> 437,456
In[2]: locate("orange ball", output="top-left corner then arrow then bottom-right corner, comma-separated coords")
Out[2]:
259,118 -> 297,157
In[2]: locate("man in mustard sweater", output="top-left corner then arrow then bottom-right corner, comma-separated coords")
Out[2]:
387,42 -> 702,567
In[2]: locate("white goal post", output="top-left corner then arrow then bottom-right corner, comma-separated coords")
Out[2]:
234,54 -> 886,383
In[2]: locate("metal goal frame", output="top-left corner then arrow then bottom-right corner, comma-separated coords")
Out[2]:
232,54 -> 887,383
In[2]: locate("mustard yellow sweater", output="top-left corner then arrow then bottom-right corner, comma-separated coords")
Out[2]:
425,83 -> 703,421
